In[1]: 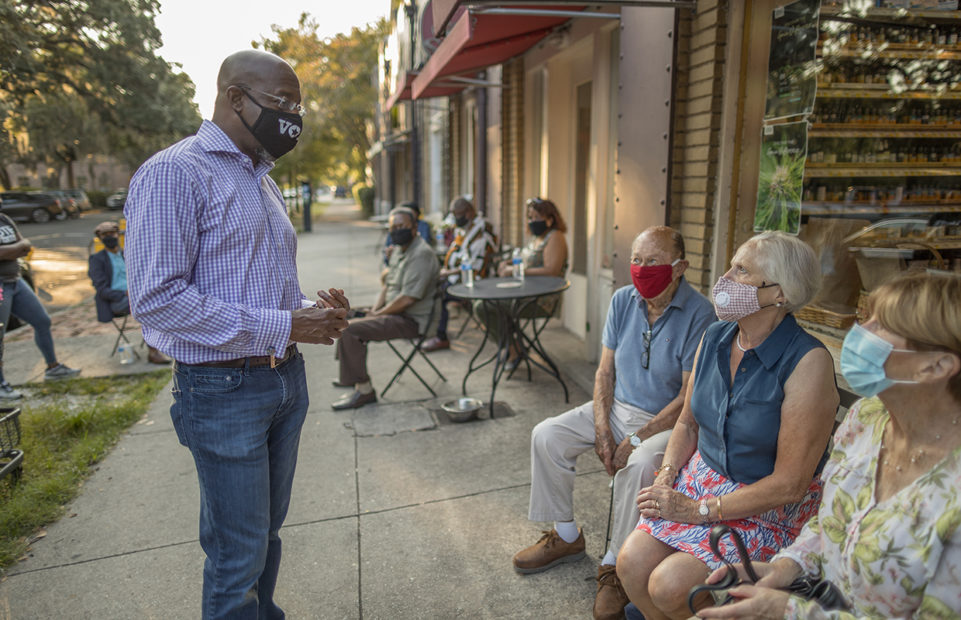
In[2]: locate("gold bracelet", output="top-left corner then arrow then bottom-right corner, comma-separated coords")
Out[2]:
656,463 -> 676,476
716,495 -> 723,521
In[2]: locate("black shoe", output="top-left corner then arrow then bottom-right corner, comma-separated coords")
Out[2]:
331,390 -> 377,411
332,380 -> 352,388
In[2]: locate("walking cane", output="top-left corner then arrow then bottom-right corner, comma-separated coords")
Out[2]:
603,477 -> 615,552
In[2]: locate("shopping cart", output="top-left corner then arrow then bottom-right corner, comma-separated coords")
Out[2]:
0,407 -> 23,482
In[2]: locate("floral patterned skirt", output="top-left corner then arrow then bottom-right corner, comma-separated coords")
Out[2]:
636,450 -> 822,570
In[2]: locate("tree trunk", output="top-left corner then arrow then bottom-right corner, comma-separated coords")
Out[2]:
65,159 -> 76,188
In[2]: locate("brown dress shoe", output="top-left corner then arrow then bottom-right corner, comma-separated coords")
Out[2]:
512,528 -> 586,574
593,564 -> 630,620
421,337 -> 450,352
331,389 -> 377,411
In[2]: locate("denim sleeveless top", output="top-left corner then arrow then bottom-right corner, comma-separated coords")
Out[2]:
691,315 -> 826,484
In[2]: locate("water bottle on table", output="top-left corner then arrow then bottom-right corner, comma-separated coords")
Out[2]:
460,261 -> 474,287
512,248 -> 525,281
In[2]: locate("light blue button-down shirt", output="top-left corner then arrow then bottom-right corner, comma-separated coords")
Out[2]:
107,250 -> 126,292
124,120 -> 310,364
602,278 -> 716,413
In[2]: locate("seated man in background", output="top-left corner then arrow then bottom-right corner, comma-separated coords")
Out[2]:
384,201 -> 433,265
88,221 -> 169,364
422,196 -> 497,352
511,226 -> 715,620
332,206 -> 439,410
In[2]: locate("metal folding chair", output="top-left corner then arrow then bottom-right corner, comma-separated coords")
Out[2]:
381,289 -> 448,397
110,314 -> 141,361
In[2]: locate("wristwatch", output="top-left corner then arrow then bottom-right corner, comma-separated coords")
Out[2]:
627,432 -> 641,448
698,498 -> 710,521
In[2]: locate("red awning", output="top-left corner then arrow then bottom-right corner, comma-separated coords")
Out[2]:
411,7 -> 579,99
385,71 -> 465,110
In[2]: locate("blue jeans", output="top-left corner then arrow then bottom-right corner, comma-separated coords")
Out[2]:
0,279 -> 57,366
171,353 -> 309,620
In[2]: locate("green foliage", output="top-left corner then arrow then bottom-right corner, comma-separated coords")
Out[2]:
258,15 -> 388,188
86,190 -> 108,207
0,0 -> 202,188
0,371 -> 170,570
355,185 -> 375,216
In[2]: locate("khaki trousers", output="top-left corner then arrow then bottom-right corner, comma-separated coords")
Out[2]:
336,314 -> 419,386
528,399 -> 672,556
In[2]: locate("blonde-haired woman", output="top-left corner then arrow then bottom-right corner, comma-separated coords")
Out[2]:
698,271 -> 961,619
617,231 -> 839,619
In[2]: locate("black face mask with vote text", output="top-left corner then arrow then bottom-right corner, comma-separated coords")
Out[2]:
236,90 -> 303,159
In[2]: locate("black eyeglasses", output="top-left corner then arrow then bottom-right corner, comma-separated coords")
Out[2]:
642,329 -> 652,370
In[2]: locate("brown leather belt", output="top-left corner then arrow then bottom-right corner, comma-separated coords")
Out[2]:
180,344 -> 298,369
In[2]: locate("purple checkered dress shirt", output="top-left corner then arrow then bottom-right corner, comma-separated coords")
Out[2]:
124,120 -> 310,363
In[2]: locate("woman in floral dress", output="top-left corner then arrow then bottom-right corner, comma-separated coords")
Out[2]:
616,232 -> 840,619
698,271 -> 961,619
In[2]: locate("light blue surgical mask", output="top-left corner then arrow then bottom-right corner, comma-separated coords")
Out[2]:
840,323 -> 919,398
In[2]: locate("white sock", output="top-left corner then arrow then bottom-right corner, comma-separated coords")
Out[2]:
554,520 -> 579,543
355,381 -> 373,395
601,550 -> 617,566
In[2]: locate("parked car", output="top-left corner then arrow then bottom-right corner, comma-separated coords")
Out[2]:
106,188 -> 128,210
62,189 -> 92,211
48,191 -> 81,219
0,191 -> 65,223
334,185 -> 349,198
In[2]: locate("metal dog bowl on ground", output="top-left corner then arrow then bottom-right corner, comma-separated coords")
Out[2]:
440,398 -> 483,423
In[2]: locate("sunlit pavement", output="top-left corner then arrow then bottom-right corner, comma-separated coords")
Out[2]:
0,200 -> 611,619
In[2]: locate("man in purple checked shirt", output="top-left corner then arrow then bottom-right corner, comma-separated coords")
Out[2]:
124,50 -> 349,619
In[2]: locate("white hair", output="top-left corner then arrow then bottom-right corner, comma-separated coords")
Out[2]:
740,231 -> 821,312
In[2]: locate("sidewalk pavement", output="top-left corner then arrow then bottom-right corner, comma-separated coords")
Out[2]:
0,202 -> 613,619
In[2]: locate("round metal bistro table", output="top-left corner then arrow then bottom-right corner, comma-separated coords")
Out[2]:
448,276 -> 570,417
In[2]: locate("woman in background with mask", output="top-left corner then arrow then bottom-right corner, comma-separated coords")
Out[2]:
480,198 -> 568,369
616,231 -> 839,619
696,271 -> 961,619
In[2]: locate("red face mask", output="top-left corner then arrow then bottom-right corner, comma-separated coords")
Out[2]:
630,260 -> 679,299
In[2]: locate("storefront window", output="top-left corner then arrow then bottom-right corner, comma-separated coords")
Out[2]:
797,1 -> 961,331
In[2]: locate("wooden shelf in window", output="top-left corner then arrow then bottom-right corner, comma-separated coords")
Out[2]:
817,87 -> 961,100
805,163 -> 961,177
821,6 -> 961,21
818,46 -> 961,60
810,123 -> 961,137
803,201 -> 961,217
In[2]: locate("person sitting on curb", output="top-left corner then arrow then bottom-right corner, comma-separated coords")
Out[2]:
512,226 -> 716,620
332,206 -> 440,410
0,211 -> 81,397
88,221 -> 170,365
422,196 -> 498,352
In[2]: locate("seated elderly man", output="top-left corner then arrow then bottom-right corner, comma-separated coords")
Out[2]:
512,226 -> 715,620
422,195 -> 498,352
87,221 -> 169,364
332,206 -> 440,410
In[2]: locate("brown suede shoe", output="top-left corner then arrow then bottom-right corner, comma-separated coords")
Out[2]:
593,564 -> 629,620
512,529 -> 586,574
